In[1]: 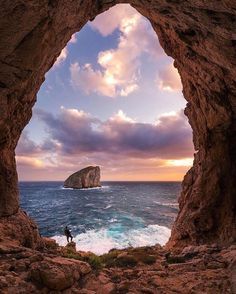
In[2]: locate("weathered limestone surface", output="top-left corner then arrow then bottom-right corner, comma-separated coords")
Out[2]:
64,166 -> 101,189
0,0 -> 236,247
0,241 -> 235,293
0,209 -> 41,249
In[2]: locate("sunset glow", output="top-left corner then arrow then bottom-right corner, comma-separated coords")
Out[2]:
16,4 -> 194,181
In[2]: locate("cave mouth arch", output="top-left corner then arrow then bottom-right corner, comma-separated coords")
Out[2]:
0,0 -> 235,248
16,3 -> 194,252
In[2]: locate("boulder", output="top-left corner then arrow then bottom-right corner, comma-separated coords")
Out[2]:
63,166 -> 101,189
29,256 -> 91,290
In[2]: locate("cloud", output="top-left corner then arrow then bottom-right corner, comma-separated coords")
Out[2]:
71,4 -> 164,97
16,107 -> 193,181
89,4 -> 135,36
70,62 -> 117,97
34,107 -> 193,159
157,64 -> 182,92
69,33 -> 77,44
16,131 -> 41,155
53,33 -> 77,67
15,156 -> 45,169
54,47 -> 68,67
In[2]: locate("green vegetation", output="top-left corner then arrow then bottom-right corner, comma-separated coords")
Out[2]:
61,250 -> 102,270
128,247 -> 157,265
61,246 -> 157,270
84,253 -> 103,270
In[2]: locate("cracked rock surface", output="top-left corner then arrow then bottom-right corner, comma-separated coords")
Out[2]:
0,0 -> 235,252
0,240 -> 235,293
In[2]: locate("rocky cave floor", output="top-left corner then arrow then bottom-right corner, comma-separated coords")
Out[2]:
0,238 -> 235,294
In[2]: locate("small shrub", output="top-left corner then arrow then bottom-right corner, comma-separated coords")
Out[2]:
84,254 -> 102,270
140,255 -> 156,265
115,255 -> 138,267
62,251 -> 102,269
100,250 -> 120,267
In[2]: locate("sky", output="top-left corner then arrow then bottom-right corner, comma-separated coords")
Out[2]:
16,4 -> 194,181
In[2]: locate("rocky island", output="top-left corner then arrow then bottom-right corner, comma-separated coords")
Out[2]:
63,166 -> 101,189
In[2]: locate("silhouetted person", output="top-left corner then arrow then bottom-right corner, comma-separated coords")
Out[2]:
64,226 -> 73,242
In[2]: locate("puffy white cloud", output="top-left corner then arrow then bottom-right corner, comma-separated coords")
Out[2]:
70,62 -> 117,97
53,33 -> 77,67
89,4 -> 135,36
71,4 -> 164,97
54,47 -> 68,67
109,110 -> 135,123
69,33 -> 77,44
157,63 -> 182,92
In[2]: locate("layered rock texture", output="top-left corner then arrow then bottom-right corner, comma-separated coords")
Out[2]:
0,209 -> 41,249
0,240 -> 235,293
0,0 -> 236,248
64,166 -> 101,189
0,239 -> 92,293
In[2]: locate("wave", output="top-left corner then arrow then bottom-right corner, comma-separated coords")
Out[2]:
61,186 -> 110,191
104,204 -> 112,209
52,224 -> 171,255
109,218 -> 117,223
154,201 -> 179,207
84,203 -> 94,207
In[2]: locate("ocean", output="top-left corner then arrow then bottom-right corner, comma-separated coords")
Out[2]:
19,181 -> 180,255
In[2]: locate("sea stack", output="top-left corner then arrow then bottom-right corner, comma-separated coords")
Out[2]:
63,166 -> 101,189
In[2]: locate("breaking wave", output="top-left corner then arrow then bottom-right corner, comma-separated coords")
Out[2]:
52,224 -> 171,255
154,201 -> 179,207
61,186 -> 110,191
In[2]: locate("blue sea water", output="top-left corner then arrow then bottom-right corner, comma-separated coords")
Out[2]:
19,181 -> 180,254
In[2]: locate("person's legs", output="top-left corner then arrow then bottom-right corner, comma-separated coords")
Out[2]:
66,235 -> 69,242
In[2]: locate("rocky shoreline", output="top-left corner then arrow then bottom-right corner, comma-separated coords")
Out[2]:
0,236 -> 235,293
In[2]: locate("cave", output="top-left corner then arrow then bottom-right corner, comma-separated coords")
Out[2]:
0,0 -> 236,251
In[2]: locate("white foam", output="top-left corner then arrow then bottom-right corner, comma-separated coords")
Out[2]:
61,186 -> 110,191
85,203 -> 94,207
104,204 -> 112,209
61,187 -> 74,190
109,218 -> 117,223
154,201 -> 179,207
52,224 -> 171,255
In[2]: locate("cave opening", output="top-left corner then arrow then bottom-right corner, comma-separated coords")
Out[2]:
15,4 -> 194,253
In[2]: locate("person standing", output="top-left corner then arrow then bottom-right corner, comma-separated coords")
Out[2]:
64,226 -> 73,242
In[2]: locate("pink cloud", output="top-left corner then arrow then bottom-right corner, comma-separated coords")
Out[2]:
53,33 -> 77,67
157,64 -> 182,92
69,33 -> 77,44
89,4 -> 135,36
71,4 -> 164,97
54,47 -> 68,67
33,107 -> 193,159
16,107 -> 193,181
70,62 -> 117,97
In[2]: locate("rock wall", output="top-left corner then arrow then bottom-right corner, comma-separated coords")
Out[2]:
0,0 -> 235,247
0,209 -> 42,249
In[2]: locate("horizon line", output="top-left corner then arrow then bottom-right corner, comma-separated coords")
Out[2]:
18,180 -> 182,183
